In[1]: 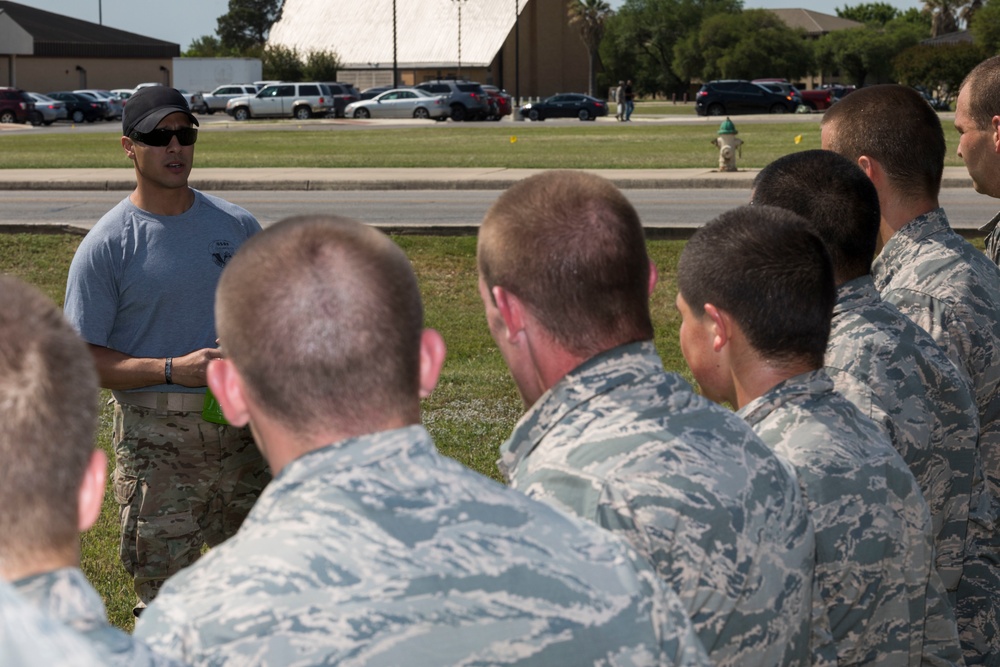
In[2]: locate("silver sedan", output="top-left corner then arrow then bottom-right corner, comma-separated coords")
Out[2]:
345,88 -> 450,120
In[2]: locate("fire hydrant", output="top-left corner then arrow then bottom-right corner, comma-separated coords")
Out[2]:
711,117 -> 743,172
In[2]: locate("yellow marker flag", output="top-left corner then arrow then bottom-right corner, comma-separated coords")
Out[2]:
794,134 -> 803,144
510,136 -> 517,144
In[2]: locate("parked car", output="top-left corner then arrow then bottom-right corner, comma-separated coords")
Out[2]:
25,92 -> 66,125
323,82 -> 361,117
178,89 -> 207,114
751,79 -> 804,109
519,93 -> 608,121
481,85 -> 512,120
694,80 -> 798,116
344,88 -> 450,120
74,89 -> 123,119
110,88 -> 134,101
414,79 -> 489,121
360,85 -> 394,100
799,85 -> 855,111
914,85 -> 950,111
226,82 -> 334,120
0,87 -> 34,124
203,84 -> 258,114
46,91 -> 105,123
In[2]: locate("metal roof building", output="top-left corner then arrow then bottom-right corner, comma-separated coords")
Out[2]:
268,0 -> 589,98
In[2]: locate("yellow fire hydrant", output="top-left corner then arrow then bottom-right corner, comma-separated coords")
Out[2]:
711,117 -> 743,172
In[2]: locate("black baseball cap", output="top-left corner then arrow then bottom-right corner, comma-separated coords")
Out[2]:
122,86 -> 199,137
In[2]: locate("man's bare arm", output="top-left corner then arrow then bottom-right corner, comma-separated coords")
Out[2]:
88,344 -> 222,390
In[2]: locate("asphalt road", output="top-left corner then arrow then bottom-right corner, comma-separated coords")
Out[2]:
1,188 -> 994,233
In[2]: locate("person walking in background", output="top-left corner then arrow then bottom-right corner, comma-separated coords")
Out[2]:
625,79 -> 635,120
615,79 -> 625,121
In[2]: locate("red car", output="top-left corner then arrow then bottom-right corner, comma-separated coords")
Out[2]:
482,85 -> 512,120
800,86 -> 855,111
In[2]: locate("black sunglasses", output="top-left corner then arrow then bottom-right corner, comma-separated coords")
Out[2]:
129,127 -> 198,147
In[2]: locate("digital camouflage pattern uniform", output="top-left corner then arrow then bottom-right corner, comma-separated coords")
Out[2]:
871,209 -> 1000,665
499,341 -> 819,667
113,402 -> 270,606
136,424 -> 711,667
13,567 -> 179,667
825,276 -> 1000,663
0,579 -> 105,667
739,369 -> 965,667
981,212 -> 1000,265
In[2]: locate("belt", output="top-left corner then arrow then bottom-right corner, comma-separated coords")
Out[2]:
113,391 -> 205,412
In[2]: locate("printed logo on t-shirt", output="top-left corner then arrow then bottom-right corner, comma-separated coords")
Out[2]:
210,240 -> 237,268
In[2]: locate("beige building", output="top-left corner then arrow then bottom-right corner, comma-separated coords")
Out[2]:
0,1 -> 178,92
268,0 -> 590,100
768,8 -> 863,89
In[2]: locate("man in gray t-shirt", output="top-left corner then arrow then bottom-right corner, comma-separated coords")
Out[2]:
63,86 -> 269,616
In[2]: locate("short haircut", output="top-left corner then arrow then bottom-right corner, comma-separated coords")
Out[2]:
478,170 -> 653,357
677,206 -> 836,369
753,150 -> 881,283
961,55 -> 1000,130
822,84 -> 945,200
216,216 -> 424,438
0,275 -> 98,563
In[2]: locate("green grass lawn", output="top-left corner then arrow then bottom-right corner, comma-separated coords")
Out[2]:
0,120 -> 966,170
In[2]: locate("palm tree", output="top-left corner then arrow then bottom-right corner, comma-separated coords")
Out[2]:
923,0 -> 960,37
960,0 -> 983,28
567,0 -> 613,97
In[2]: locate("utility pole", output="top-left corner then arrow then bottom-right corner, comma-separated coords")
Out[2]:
98,0 -> 102,24
514,0 -> 520,104
392,0 -> 398,88
452,0 -> 466,77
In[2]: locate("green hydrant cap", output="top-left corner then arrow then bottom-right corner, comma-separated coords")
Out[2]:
718,117 -> 738,135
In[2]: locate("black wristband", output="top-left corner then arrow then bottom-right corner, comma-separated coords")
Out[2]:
165,357 -> 173,384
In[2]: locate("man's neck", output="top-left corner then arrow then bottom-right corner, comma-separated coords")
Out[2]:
1,550 -> 77,582
130,185 -> 195,217
733,355 -> 816,410
878,191 -> 938,249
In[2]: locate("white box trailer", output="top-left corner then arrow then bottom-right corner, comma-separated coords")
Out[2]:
172,58 -> 263,93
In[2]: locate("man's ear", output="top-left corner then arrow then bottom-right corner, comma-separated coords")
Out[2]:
207,358 -> 251,427
418,328 -> 447,399
992,115 -> 1000,153
493,285 -> 527,343
703,303 -> 732,352
647,260 -> 659,297
121,135 -> 136,160
77,450 -> 107,533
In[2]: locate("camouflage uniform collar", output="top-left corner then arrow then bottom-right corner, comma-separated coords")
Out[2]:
497,340 -> 661,481
833,276 -> 880,316
279,425 -> 434,484
13,567 -> 109,634
979,208 -> 1000,235
737,369 -> 834,427
873,208 -> 950,287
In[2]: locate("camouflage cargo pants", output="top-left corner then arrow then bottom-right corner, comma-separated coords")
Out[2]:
112,401 -> 270,608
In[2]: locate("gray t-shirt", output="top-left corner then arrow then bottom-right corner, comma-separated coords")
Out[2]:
64,190 -> 261,393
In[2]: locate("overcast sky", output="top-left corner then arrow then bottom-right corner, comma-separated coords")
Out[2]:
23,0 -> 925,52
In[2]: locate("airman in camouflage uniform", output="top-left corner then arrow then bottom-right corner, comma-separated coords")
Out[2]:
136,214 -> 711,666
0,579 -> 104,667
955,56 -> 1000,265
14,568 -> 180,667
677,206 -> 966,666
479,171 -> 818,667
824,88 -> 1000,664
752,148 -> 1000,661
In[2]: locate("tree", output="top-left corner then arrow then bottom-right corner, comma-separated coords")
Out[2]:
603,0 -> 742,97
960,0 -> 984,27
303,50 -> 342,82
836,2 -> 899,25
262,44 -> 303,81
217,0 -> 284,55
673,10 -> 812,82
893,41 -> 986,103
922,0 -> 960,37
184,35 -> 233,58
970,0 -> 1000,54
815,19 -> 923,86
568,0 -> 614,97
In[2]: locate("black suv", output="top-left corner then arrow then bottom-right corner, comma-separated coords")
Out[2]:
695,80 -> 798,116
414,79 -> 489,121
0,87 -> 34,124
323,82 -> 361,117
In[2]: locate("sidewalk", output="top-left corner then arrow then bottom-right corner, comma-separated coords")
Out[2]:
0,166 -> 977,191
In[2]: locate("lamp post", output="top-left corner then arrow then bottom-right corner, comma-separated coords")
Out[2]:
452,0 -> 466,77
392,0 -> 398,88
514,0 -> 520,104
98,0 -> 102,24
